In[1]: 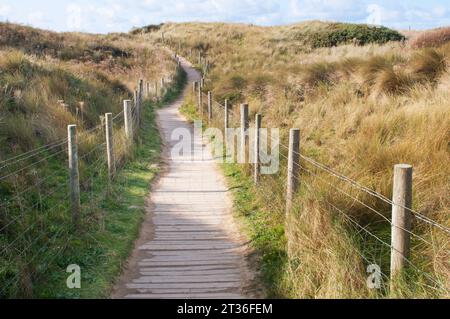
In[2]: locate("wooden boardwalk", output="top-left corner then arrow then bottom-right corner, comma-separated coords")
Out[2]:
113,58 -> 255,299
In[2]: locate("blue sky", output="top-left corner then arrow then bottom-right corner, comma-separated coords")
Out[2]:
0,0 -> 449,33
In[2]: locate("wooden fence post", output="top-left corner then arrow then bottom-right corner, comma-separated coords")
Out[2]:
138,80 -> 143,125
193,81 -> 198,95
160,78 -> 165,96
124,100 -> 133,139
390,164 -> 413,286
198,83 -> 203,114
286,129 -> 300,214
240,104 -> 249,164
200,77 -> 205,89
139,79 -> 144,99
208,91 -> 212,122
254,114 -> 262,185
154,81 -> 159,99
224,99 -> 229,132
134,89 -> 140,127
68,125 -> 80,227
105,113 -> 115,179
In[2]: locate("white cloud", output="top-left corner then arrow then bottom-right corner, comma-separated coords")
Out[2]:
363,3 -> 450,29
1,0 -> 449,33
66,4 -> 83,30
366,4 -> 383,25
0,4 -> 10,17
27,11 -> 46,27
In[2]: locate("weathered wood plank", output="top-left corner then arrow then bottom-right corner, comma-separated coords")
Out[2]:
126,282 -> 241,289
113,58 -> 253,300
147,255 -> 239,262
138,260 -> 240,267
138,265 -> 238,271
125,293 -> 242,299
133,275 -> 241,283
139,270 -> 240,276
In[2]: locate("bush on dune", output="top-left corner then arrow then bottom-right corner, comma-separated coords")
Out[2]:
302,23 -> 405,48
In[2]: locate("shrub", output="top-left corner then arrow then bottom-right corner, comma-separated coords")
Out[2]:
309,23 -> 405,48
130,24 -> 164,35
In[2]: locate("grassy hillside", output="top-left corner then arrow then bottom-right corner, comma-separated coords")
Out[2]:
139,22 -> 449,298
0,23 -> 180,298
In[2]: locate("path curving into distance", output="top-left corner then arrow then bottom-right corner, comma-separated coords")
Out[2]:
113,57 -> 257,299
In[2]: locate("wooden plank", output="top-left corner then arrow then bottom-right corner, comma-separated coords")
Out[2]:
133,275 -> 240,283
139,244 -> 237,251
154,236 -> 230,241
129,288 -> 232,294
113,62 -> 254,300
147,255 -> 238,262
152,231 -> 227,235
138,260 -> 239,267
145,241 -> 232,245
153,227 -> 231,232
137,265 -> 238,272
126,282 -> 241,289
125,293 -> 243,299
144,248 -> 245,255
139,270 -> 240,276
153,216 -> 224,220
154,221 -> 222,226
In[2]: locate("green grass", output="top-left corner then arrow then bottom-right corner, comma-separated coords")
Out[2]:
31,67 -> 188,299
158,66 -> 187,106
179,100 -> 201,122
0,65 -> 187,299
221,164 -> 288,298
32,100 -> 161,298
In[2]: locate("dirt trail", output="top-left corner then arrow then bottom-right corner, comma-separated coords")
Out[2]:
112,57 -> 258,299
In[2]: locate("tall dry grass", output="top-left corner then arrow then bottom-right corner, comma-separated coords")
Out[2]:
0,23 -> 178,297
143,22 -> 450,298
410,27 -> 450,48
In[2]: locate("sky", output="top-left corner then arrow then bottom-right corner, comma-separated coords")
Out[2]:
0,0 -> 449,34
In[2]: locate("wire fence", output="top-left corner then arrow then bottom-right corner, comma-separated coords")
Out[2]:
0,57 -> 182,298
187,53 -> 449,297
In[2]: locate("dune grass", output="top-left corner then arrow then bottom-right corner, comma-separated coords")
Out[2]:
152,22 -> 449,298
32,100 -> 161,299
0,23 -> 183,298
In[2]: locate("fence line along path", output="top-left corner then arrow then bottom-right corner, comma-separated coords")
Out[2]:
113,57 -> 257,299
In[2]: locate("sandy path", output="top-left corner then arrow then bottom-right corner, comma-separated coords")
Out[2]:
112,58 -> 257,299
